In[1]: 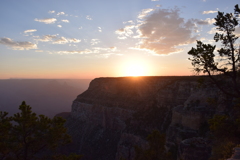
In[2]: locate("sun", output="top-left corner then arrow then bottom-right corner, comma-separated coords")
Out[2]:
120,59 -> 150,77
125,63 -> 145,76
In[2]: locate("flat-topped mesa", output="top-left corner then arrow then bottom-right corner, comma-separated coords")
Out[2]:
70,76 -> 199,130
74,76 -> 199,110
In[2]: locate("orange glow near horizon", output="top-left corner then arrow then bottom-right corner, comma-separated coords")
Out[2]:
119,59 -> 154,77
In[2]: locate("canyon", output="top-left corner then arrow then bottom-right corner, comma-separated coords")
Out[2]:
64,76 -> 231,160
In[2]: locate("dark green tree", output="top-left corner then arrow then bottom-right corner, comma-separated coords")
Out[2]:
0,101 -> 81,160
188,4 -> 240,98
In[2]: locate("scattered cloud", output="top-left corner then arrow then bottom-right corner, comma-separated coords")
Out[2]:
24,29 -> 37,33
79,26 -> 83,29
55,49 -> 92,55
61,19 -> 69,23
34,18 -> 57,24
194,18 -> 215,25
57,12 -> 65,16
57,25 -> 62,28
0,37 -> 37,50
135,7 -> 198,55
86,15 -> 92,20
36,35 -> 81,44
202,10 -> 217,14
98,27 -> 102,32
115,25 -> 135,39
48,10 -> 55,14
151,0 -> 159,1
90,39 -> 100,45
138,8 -> 154,19
156,5 -> 161,7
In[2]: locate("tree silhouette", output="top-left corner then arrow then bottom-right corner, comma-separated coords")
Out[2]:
188,4 -> 240,98
0,101 -> 81,160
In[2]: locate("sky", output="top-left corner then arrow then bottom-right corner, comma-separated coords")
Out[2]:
0,0 -> 239,79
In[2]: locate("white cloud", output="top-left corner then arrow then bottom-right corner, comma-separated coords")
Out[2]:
151,0 -> 159,1
115,25 -> 135,39
194,18 -> 215,25
61,19 -> 69,23
36,35 -> 81,44
156,5 -> 161,7
24,29 -> 37,33
34,18 -> 57,24
55,49 -> 92,54
36,35 -> 58,42
79,26 -> 83,29
57,25 -> 62,28
90,39 -> 100,45
57,12 -> 65,15
98,27 -> 102,32
0,37 -> 37,50
138,8 -> 154,19
135,7 -> 198,55
202,10 -> 217,14
86,15 -> 92,20
48,10 -> 55,14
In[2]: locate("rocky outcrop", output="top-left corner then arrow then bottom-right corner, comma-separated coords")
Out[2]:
65,76 -> 229,160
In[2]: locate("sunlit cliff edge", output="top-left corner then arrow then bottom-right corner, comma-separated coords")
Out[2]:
64,76 -> 234,160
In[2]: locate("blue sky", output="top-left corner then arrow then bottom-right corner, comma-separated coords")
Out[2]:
0,0 -> 239,79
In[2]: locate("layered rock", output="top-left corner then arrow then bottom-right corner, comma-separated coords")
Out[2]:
65,76 -> 227,160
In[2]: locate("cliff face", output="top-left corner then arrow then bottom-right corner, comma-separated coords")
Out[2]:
65,76 -> 227,160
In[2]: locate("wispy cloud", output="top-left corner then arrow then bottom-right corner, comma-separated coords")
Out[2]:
194,18 -> 215,25
115,25 -> 135,39
138,8 -> 154,19
57,12 -> 65,16
61,19 -> 69,23
36,35 -> 81,44
98,27 -> 102,32
55,49 -> 92,55
202,10 -> 217,14
34,18 -> 57,24
57,25 -> 62,28
86,15 -> 92,20
90,39 -> 100,45
0,37 -> 37,50
48,10 -> 55,14
24,29 -> 37,33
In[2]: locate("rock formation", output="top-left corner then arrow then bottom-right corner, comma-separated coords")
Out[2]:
65,76 -> 231,160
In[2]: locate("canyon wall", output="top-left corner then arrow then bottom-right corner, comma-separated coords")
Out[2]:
65,76 -> 228,160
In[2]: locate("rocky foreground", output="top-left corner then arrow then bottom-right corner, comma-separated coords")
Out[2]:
64,76 -> 232,160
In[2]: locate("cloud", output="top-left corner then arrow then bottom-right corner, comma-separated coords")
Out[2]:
90,39 -> 100,45
86,15 -> 92,20
48,10 -> 55,14
0,37 -> 37,50
194,18 -> 215,25
36,35 -> 81,44
98,27 -> 102,32
37,35 -> 58,42
57,25 -> 62,28
34,18 -> 57,24
115,25 -> 135,39
57,12 -> 65,15
61,19 -> 69,23
24,29 -> 37,33
138,8 -> 154,19
55,49 -> 92,54
202,10 -> 217,14
151,0 -> 159,1
136,7 -> 198,55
